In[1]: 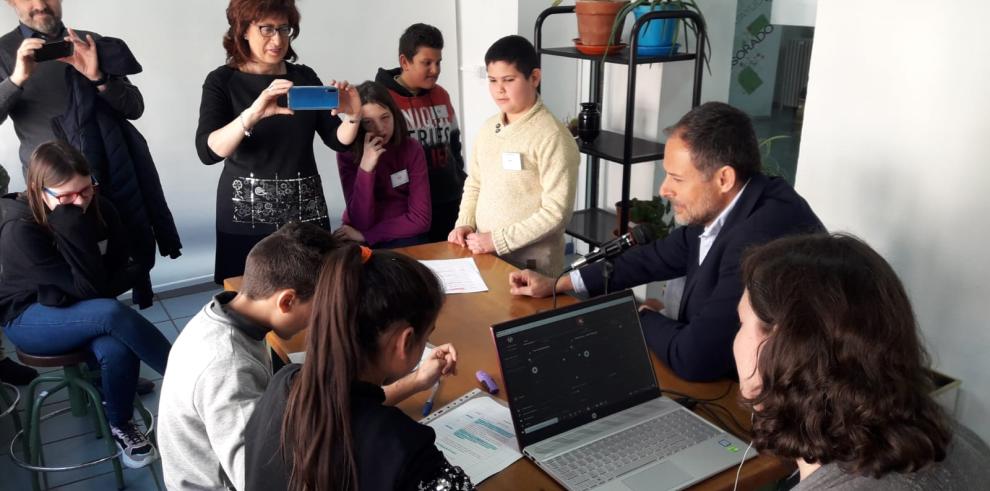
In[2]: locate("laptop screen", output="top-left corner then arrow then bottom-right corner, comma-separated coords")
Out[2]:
492,291 -> 660,449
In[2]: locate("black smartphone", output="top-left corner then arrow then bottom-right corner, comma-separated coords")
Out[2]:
34,40 -> 74,62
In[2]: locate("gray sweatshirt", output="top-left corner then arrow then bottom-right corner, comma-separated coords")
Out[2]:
793,422 -> 990,490
157,292 -> 272,491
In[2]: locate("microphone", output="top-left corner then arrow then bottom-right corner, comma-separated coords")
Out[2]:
569,225 -> 654,270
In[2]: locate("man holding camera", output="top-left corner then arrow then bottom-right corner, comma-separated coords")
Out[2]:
0,0 -> 144,172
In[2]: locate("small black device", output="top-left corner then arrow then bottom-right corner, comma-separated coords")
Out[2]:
34,40 -> 74,62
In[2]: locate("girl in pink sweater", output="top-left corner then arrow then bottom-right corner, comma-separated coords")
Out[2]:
336,82 -> 431,247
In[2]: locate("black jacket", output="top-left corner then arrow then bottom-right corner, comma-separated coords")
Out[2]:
580,174 -> 825,382
244,364 -> 473,491
0,193 -> 141,325
54,36 -> 181,308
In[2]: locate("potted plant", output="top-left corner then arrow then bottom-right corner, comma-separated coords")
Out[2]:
759,135 -> 789,178
552,0 -> 629,49
616,195 -> 674,240
608,0 -> 711,64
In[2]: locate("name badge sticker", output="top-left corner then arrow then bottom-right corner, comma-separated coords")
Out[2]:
502,152 -> 522,171
390,169 -> 410,188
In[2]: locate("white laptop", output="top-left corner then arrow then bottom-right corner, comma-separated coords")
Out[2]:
491,290 -> 754,491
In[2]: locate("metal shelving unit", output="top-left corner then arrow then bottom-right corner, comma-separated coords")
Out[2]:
535,6 -> 706,246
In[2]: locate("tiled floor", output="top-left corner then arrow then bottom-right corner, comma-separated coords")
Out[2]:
0,286 -> 222,490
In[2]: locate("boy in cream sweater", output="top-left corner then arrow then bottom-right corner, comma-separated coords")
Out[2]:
448,35 -> 579,275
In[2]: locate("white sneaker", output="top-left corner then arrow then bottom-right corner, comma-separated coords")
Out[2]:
110,422 -> 158,468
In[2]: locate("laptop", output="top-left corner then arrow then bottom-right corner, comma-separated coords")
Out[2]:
491,290 -> 754,491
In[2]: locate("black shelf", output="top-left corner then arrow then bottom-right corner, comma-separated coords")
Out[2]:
566,208 -> 618,247
540,46 -> 697,65
580,130 -> 665,164
536,5 -> 705,241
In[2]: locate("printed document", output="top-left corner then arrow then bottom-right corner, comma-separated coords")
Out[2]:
419,258 -> 489,294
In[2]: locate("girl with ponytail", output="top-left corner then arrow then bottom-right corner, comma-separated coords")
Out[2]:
243,244 -> 473,490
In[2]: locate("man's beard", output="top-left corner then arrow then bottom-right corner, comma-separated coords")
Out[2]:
29,9 -> 60,36
672,191 -> 721,227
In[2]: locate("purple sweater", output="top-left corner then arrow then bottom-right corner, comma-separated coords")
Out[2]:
337,138 -> 431,245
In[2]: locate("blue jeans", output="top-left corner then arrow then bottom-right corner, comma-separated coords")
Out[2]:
3,299 -> 172,426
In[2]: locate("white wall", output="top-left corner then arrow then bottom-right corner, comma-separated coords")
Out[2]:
455,0 -> 516,165
796,0 -> 990,440
0,0 -> 460,290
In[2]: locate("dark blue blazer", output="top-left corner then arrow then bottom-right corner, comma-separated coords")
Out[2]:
580,174 -> 824,381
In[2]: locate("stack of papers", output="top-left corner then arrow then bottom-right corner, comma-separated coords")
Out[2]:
419,258 -> 489,294
421,392 -> 522,483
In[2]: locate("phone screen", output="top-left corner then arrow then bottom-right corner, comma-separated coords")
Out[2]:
287,86 -> 339,111
34,41 -> 74,62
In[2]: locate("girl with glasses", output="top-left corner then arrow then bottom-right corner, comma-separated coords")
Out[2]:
0,141 -> 172,469
195,0 -> 364,284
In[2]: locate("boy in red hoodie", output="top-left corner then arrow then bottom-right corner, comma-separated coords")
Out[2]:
375,23 -> 465,243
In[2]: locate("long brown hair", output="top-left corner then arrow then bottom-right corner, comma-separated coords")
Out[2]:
25,141 -> 102,230
280,245 -> 444,490
348,81 -> 409,164
741,233 -> 951,477
223,0 -> 301,67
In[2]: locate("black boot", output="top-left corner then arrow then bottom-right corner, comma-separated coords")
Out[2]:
0,357 -> 39,385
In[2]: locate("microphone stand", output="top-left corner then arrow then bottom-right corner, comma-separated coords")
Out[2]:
550,257 -> 615,309
602,259 -> 613,295
551,267 -> 569,310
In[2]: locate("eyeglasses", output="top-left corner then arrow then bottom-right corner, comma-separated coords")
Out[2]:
44,176 -> 98,204
257,25 -> 295,38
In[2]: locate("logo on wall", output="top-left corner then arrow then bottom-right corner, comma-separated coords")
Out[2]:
733,14 -> 775,94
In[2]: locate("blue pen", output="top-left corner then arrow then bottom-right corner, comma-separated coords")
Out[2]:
422,381 -> 441,417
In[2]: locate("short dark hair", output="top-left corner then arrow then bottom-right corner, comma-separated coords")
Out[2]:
399,23 -> 444,61
484,35 -> 540,77
239,222 -> 340,301
741,233 -> 951,478
665,102 -> 761,182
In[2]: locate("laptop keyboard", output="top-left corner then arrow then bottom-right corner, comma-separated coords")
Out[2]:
544,409 -> 720,490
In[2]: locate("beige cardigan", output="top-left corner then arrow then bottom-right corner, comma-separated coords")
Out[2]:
455,100 -> 579,274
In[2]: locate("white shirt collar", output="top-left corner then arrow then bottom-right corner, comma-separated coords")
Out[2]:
699,180 -> 750,239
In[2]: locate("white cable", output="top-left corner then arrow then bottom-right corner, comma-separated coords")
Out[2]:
732,439 -> 755,491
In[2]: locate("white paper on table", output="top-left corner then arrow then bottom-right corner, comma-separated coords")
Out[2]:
419,258 -> 489,294
421,393 -> 522,484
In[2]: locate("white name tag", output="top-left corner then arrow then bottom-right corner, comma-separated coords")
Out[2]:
390,169 -> 410,188
502,152 -> 522,171
98,239 -> 108,255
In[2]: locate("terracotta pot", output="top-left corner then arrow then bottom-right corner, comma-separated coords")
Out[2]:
575,0 -> 627,47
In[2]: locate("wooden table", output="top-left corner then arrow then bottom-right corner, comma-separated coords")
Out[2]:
224,242 -> 792,490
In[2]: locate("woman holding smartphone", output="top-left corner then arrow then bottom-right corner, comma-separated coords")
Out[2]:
195,0 -> 362,284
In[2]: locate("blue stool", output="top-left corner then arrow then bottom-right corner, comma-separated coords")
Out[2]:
9,349 -> 160,491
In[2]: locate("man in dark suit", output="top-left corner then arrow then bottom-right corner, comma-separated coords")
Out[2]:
0,0 -> 144,171
510,102 -> 824,382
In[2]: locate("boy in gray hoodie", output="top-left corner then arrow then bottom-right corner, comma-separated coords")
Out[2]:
157,222 -> 337,490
